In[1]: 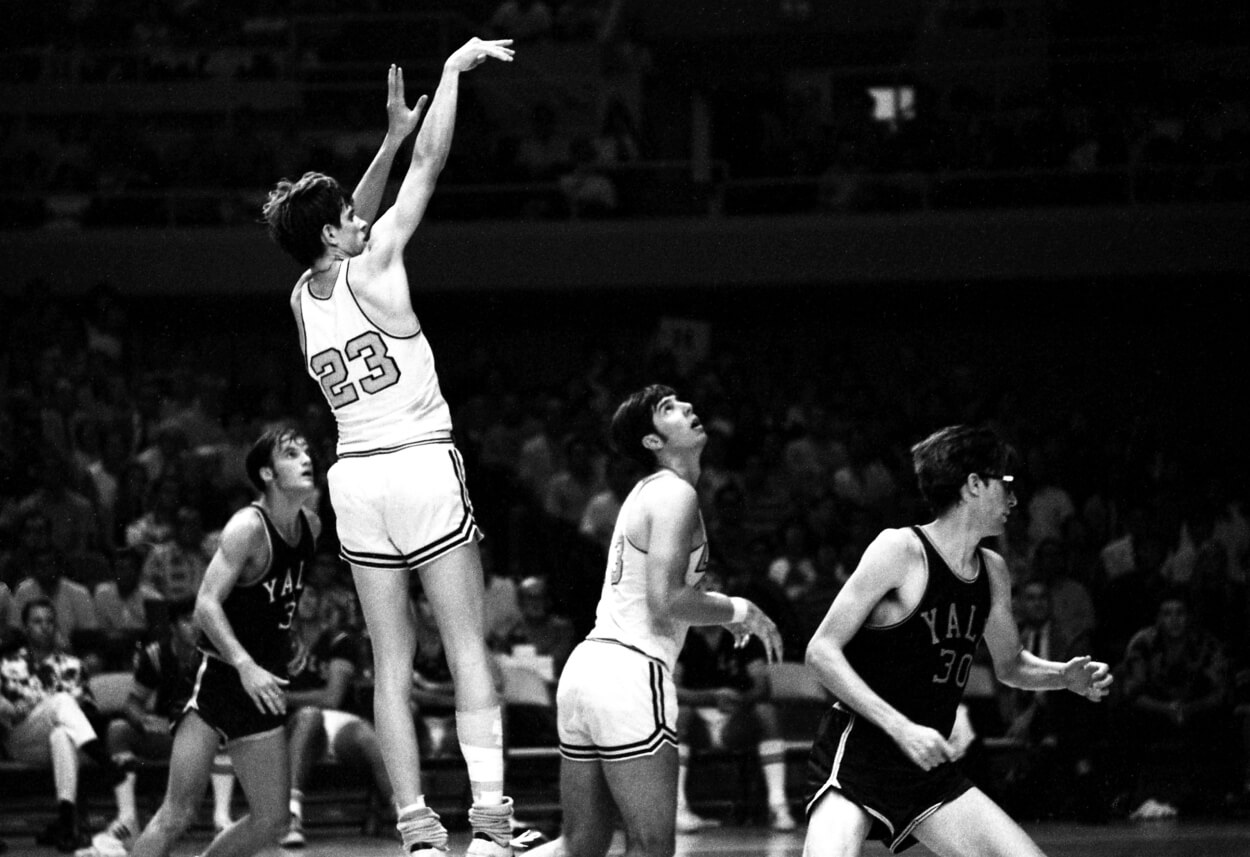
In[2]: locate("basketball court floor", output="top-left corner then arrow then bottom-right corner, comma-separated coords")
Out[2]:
4,821 -> 1250,857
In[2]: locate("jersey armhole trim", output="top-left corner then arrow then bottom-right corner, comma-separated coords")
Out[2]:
859,529 -> 929,632
344,258 -> 422,341
234,505 -> 273,588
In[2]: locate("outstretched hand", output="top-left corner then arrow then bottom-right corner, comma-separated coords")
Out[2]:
726,598 -> 784,664
1063,655 -> 1113,702
445,37 -> 515,73
385,64 -> 428,141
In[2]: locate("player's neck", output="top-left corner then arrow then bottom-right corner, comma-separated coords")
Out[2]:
656,458 -> 699,486
258,492 -> 308,541
921,517 -> 982,573
307,254 -> 343,294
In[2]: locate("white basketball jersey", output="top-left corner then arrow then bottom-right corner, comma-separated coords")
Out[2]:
295,260 -> 452,457
588,470 -> 709,671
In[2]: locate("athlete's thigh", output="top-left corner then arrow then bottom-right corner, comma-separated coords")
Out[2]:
164,712 -> 220,810
419,542 -> 487,647
559,757 -> 618,857
600,744 -> 677,847
228,728 -> 291,820
913,786 -> 1046,857
803,789 -> 873,857
351,565 -> 417,665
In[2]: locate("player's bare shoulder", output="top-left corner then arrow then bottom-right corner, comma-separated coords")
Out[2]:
218,504 -> 270,568
858,527 -> 924,580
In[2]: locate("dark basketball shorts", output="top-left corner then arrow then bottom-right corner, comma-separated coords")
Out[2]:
179,654 -> 286,744
806,703 -> 974,853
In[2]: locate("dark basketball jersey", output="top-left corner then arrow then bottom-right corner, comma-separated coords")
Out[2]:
133,638 -> 199,718
840,527 -> 991,738
288,628 -> 358,693
200,505 -> 314,676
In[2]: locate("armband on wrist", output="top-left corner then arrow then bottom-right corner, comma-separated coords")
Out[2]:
730,597 -> 749,624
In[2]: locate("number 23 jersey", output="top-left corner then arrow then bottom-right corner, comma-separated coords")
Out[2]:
295,259 -> 452,458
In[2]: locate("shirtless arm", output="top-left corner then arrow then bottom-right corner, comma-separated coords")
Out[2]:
350,65 -> 428,226
643,477 -> 782,662
360,38 -> 514,291
805,528 -> 957,771
194,509 -> 288,716
982,551 -> 1112,701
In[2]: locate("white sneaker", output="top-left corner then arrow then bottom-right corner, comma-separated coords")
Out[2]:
397,806 -> 449,856
675,806 -> 720,833
466,797 -> 514,857
279,814 -> 305,848
768,804 -> 798,831
89,819 -> 135,857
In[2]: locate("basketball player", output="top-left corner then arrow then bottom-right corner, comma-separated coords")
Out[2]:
803,425 -> 1113,857
262,38 -> 517,857
527,385 -> 784,857
129,427 -> 318,857
78,598 -> 237,857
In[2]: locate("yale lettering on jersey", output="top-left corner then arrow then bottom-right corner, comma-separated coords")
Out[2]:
262,561 -> 305,604
920,603 -> 980,645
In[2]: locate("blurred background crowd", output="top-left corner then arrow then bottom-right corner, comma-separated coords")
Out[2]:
1,0 -> 1249,840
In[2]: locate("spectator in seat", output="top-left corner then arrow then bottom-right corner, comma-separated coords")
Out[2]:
140,506 -> 212,603
93,545 -> 163,649
493,576 -> 575,679
89,598 -> 237,857
281,585 -> 392,848
10,546 -> 99,653
1116,589 -> 1234,819
997,578 -> 1105,821
0,598 -> 124,852
673,571 -> 798,833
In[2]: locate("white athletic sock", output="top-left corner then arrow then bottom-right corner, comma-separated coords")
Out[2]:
211,754 -> 235,827
114,772 -> 138,827
759,739 -> 788,807
289,788 -> 304,820
397,798 -> 428,818
676,745 -> 692,810
457,707 -> 504,805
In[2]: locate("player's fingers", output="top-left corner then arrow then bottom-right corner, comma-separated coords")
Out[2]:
275,676 -> 289,686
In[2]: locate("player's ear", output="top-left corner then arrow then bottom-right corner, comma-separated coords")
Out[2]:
259,464 -> 276,486
642,433 -> 663,452
321,221 -> 339,248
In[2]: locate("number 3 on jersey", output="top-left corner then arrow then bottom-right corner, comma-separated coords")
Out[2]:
310,330 -> 401,409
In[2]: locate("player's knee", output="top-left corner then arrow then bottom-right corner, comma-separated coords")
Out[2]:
289,705 -> 324,734
106,718 -> 133,748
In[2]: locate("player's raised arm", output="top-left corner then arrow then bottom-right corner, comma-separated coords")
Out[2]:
351,65 -> 429,226
366,38 -> 514,267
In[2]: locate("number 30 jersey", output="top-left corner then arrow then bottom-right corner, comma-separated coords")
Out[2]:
295,259 -> 452,458
199,504 -> 314,676
840,526 -> 991,740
